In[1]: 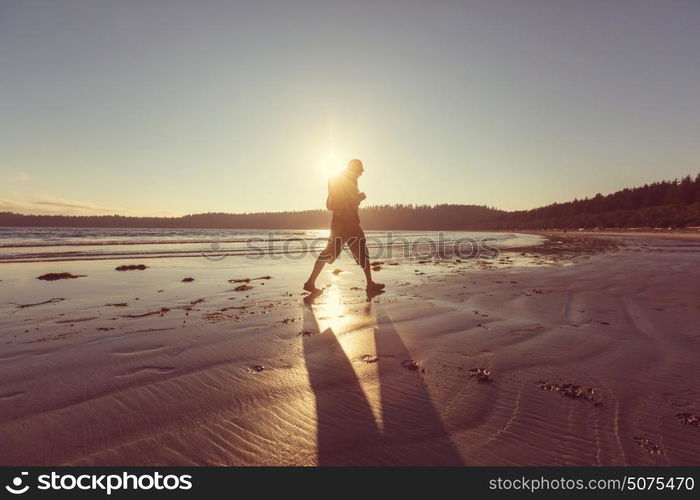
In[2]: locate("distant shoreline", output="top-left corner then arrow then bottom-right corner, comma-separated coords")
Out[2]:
2,223 -> 700,234
527,228 -> 700,242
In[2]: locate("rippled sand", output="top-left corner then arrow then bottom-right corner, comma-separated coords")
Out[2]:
1,234 -> 699,465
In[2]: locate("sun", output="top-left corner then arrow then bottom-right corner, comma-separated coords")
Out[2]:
317,152 -> 344,180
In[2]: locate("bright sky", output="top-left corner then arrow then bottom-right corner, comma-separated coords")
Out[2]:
1,0 -> 699,216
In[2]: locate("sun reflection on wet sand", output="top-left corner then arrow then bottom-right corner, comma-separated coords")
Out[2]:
311,284 -> 348,333
301,283 -> 463,464
306,282 -> 384,430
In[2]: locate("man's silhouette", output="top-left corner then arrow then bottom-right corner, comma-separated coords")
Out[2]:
304,159 -> 385,294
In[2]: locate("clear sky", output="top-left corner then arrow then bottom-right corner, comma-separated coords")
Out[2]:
1,0 -> 699,216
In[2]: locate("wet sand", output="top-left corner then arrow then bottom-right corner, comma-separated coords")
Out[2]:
1,234 -> 700,465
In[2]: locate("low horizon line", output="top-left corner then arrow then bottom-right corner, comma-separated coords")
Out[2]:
3,172 -> 697,219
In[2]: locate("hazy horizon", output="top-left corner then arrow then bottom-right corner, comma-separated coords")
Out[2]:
2,168 -> 699,219
2,0 -> 699,217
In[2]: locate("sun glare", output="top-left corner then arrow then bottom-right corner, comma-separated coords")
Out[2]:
317,152 -> 343,180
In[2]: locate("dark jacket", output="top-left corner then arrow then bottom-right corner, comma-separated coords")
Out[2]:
326,171 -> 362,223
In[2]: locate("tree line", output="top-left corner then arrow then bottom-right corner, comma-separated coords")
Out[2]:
2,173 -> 699,230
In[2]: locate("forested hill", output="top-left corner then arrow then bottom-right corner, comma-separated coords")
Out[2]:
2,174 -> 699,230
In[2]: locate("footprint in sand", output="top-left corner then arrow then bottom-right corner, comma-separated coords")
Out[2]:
116,366 -> 175,377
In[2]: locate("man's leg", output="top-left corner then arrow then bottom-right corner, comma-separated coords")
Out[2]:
305,234 -> 342,292
304,258 -> 326,291
361,258 -> 373,284
348,231 -> 384,291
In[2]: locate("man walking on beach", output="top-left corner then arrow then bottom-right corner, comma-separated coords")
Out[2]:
304,159 -> 385,294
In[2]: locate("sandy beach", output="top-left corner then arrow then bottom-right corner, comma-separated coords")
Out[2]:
1,232 -> 699,466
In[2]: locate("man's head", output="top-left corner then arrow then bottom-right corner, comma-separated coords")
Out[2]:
346,159 -> 364,179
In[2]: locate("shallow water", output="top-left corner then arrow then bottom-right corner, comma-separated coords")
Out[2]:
0,227 -> 543,263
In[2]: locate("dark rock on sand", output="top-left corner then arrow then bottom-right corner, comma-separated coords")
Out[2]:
401,359 -> 421,370
676,413 -> 700,427
360,354 -> 379,363
633,437 -> 663,456
37,273 -> 86,281
122,307 -> 170,318
203,311 -> 242,322
468,368 -> 493,383
115,264 -> 148,271
537,381 -> 601,405
228,276 -> 271,283
181,277 -> 195,282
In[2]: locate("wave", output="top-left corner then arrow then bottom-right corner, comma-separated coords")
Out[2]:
0,237 -> 330,248
0,229 -> 541,263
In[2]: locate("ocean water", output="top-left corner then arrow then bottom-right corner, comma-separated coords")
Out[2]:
0,227 -> 542,263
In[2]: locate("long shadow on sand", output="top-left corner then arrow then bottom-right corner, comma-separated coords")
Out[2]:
301,294 -> 463,465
